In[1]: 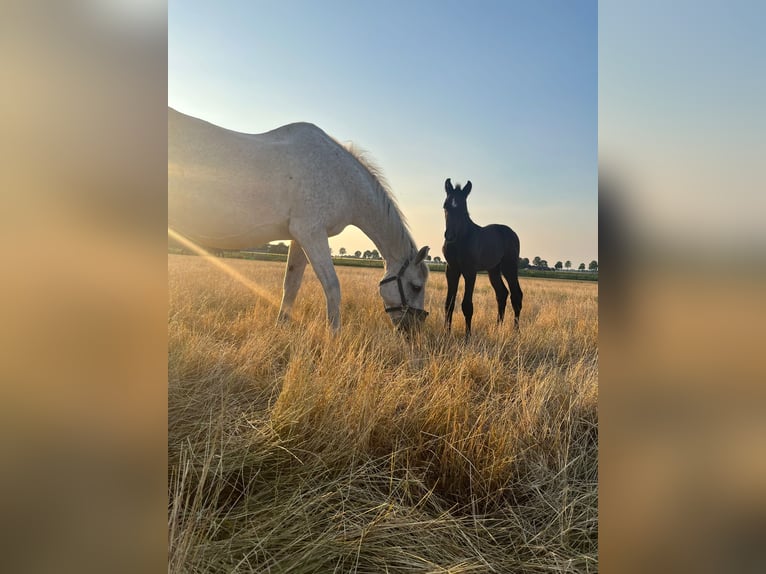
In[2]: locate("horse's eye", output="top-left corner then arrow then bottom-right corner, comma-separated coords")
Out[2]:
412,284 -> 423,293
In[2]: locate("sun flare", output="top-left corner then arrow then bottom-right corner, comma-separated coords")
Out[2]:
167,227 -> 281,310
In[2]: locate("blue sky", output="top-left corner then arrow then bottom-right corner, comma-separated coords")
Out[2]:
169,0 -> 598,266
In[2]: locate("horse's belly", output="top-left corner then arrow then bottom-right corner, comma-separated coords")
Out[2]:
169,183 -> 291,249
171,217 -> 290,250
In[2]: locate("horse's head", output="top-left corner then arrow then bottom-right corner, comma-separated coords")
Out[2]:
379,245 -> 430,330
443,178 -> 472,242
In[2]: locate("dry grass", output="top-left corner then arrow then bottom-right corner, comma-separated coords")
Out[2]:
168,254 -> 598,573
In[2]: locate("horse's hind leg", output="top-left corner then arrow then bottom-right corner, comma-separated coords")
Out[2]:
502,260 -> 523,330
488,265 -> 509,324
278,240 -> 308,324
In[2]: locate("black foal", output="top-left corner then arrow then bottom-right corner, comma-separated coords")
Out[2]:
442,178 -> 523,337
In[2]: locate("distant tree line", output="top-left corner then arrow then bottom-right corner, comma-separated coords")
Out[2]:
243,242 -> 290,255
332,250 -> 596,271
194,241 -> 597,272
519,256 -> 598,272
333,247 -> 596,271
335,248 -> 445,263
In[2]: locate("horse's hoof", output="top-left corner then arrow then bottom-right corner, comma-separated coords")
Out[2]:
276,313 -> 290,324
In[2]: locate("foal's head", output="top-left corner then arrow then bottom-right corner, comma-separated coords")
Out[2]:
443,178 -> 472,242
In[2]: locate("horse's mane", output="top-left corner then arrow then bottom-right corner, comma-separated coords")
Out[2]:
344,142 -> 416,254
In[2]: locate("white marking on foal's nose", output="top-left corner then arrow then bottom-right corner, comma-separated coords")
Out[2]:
451,198 -> 457,208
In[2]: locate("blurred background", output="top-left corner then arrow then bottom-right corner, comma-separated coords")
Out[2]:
599,2 -> 765,572
1,1 -> 167,573
1,1 -> 764,572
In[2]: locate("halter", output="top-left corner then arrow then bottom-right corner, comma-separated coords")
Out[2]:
379,258 -> 429,325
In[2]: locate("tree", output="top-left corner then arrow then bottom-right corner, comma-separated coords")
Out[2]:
271,242 -> 289,255
540,260 -> 548,269
555,261 -> 563,270
354,250 -> 361,258
518,257 -> 529,269
565,260 -> 571,270
363,250 -> 372,259
532,256 -> 542,267
250,243 -> 271,253
339,247 -> 346,257
433,256 -> 442,264
426,255 -> 432,262
589,260 -> 598,271
371,249 -> 380,260
578,263 -> 586,271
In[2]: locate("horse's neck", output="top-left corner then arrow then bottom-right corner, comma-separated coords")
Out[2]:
457,216 -> 479,239
353,187 -> 414,268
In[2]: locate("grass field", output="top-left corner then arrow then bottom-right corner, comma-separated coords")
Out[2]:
168,254 -> 598,573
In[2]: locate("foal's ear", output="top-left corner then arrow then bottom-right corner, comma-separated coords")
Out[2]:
464,180 -> 472,195
444,178 -> 454,194
414,245 -> 430,265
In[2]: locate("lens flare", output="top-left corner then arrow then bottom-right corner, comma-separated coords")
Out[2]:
168,228 -> 281,310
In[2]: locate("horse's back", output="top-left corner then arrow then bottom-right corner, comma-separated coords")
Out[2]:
168,109 -> 361,248
169,109 -> 332,176
482,224 -> 520,257
489,223 -> 519,241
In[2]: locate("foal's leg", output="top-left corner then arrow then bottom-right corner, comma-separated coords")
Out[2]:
277,240 -> 308,323
461,271 -> 477,338
488,265 -> 509,324
444,263 -> 460,331
502,261 -> 523,330
288,224 -> 342,332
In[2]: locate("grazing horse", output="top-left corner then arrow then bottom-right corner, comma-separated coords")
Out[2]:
168,108 -> 430,332
442,178 -> 523,337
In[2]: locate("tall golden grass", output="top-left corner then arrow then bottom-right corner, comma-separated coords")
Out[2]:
168,254 -> 598,573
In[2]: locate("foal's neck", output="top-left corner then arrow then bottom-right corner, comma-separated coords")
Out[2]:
455,214 -> 478,238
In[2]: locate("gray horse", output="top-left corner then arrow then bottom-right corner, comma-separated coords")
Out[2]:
168,108 -> 430,331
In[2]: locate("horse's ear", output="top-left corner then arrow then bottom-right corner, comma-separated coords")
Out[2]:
414,245 -> 430,265
445,178 -> 453,194
464,180 -> 472,196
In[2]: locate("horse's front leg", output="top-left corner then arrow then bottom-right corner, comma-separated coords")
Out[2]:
277,240 -> 308,324
444,264 -> 460,331
461,271 -> 477,338
288,224 -> 341,332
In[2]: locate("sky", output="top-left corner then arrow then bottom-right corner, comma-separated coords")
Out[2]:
169,0 -> 598,267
